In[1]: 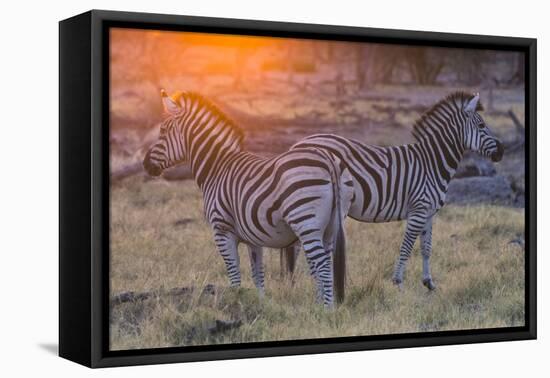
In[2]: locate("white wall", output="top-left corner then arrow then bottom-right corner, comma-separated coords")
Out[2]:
1,0 -> 546,376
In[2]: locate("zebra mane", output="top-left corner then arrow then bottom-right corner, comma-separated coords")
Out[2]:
411,91 -> 484,142
184,91 -> 245,148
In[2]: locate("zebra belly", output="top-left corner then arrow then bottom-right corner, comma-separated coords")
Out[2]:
348,199 -> 408,223
236,220 -> 297,249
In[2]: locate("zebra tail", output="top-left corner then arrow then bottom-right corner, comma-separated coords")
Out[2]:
333,209 -> 346,304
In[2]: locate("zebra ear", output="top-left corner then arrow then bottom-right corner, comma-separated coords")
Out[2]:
161,89 -> 181,115
464,93 -> 480,113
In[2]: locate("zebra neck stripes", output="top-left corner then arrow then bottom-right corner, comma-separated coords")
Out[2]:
177,93 -> 244,190
415,132 -> 464,195
411,94 -> 469,192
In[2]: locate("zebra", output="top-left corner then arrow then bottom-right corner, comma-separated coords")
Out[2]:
282,91 -> 504,290
142,90 -> 353,307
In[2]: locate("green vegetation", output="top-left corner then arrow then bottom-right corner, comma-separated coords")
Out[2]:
110,178 -> 525,350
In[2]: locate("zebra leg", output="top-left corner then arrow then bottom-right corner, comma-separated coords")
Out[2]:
420,218 -> 436,291
320,236 -> 337,303
279,242 -> 300,280
291,243 -> 323,303
293,230 -> 332,307
307,242 -> 333,307
392,210 -> 427,289
214,232 -> 241,288
247,245 -> 265,297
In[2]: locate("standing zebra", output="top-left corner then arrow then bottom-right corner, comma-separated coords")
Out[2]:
143,90 -> 353,307
283,92 -> 504,290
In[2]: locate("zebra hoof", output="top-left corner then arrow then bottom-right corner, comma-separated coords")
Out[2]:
422,278 -> 436,291
392,277 -> 403,291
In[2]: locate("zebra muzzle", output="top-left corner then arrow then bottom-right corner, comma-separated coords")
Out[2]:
143,151 -> 163,177
490,141 -> 504,162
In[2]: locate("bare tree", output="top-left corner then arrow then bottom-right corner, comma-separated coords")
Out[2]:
404,47 -> 444,85
354,45 -> 367,90
362,45 -> 404,85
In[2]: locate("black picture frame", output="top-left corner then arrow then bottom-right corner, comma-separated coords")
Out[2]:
59,9 -> 537,368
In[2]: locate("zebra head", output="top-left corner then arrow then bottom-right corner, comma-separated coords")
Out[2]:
143,90 -> 188,176
461,93 -> 504,162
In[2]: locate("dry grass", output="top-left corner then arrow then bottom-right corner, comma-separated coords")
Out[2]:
109,177 -> 525,350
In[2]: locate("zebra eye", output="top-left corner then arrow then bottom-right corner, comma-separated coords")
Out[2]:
477,122 -> 486,129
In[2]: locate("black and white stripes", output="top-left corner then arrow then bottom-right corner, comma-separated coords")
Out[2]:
143,90 -> 503,306
288,92 -> 503,289
143,90 -> 352,307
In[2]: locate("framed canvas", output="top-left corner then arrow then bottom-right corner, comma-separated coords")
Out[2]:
59,9 -> 537,368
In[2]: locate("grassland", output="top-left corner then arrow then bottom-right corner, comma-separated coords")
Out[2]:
109,177 -> 525,351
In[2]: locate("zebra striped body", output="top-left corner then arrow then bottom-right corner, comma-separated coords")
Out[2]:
293,134 -> 453,223
287,92 -> 503,289
143,91 -> 353,306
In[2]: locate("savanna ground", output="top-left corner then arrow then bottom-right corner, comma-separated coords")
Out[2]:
110,177 -> 525,350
